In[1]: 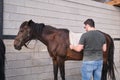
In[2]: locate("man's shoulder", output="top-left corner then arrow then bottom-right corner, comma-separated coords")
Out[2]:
81,32 -> 87,37
95,30 -> 105,37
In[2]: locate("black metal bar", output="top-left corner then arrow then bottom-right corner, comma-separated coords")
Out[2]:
0,0 -> 3,39
2,35 -> 16,39
113,38 -> 120,41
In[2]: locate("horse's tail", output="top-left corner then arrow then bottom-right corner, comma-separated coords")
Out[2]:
101,34 -> 116,80
107,35 -> 116,80
0,39 -> 6,80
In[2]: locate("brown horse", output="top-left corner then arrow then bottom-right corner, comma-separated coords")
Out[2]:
14,20 -> 116,80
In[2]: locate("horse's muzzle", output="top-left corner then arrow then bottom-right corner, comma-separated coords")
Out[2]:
14,45 -> 21,50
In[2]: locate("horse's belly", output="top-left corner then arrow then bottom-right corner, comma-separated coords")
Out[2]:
66,48 -> 83,60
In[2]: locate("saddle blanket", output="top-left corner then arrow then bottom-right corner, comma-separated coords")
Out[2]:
69,31 -> 83,46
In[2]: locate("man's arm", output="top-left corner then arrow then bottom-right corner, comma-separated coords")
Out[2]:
70,44 -> 84,52
102,43 -> 107,52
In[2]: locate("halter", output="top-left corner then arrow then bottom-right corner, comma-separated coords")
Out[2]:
24,39 -> 38,49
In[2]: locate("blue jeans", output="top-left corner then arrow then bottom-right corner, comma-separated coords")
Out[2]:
81,60 -> 103,80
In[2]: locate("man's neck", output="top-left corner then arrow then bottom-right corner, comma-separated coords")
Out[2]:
88,27 -> 95,31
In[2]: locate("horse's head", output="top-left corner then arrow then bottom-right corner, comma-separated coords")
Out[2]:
14,20 -> 35,50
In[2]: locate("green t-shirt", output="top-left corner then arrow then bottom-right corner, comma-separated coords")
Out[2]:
79,30 -> 106,61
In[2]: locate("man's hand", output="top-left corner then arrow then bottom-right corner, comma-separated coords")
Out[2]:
69,45 -> 74,49
69,44 -> 84,52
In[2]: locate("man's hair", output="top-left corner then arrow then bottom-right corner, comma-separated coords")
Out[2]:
84,19 -> 95,27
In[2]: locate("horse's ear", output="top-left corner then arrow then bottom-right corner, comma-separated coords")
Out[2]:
28,20 -> 35,26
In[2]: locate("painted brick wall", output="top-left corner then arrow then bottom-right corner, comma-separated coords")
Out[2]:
3,0 -> 120,80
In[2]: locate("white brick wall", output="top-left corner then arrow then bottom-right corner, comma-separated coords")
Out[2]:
3,0 -> 120,80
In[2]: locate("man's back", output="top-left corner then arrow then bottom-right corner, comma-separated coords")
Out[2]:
79,30 -> 106,61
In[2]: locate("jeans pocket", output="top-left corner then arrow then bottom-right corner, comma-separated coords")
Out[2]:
81,63 -> 93,80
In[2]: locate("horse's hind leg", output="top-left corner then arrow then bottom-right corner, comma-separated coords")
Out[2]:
57,57 -> 65,80
53,59 -> 58,80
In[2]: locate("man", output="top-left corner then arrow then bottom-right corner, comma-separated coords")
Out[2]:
70,19 -> 107,80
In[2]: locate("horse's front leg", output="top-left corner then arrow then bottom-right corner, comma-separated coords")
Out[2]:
57,57 -> 65,80
53,59 -> 58,80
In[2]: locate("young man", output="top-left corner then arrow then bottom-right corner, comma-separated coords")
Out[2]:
70,19 -> 107,80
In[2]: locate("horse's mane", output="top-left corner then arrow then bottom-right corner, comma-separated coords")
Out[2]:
20,21 -> 28,28
21,20 -> 69,35
27,20 -> 45,35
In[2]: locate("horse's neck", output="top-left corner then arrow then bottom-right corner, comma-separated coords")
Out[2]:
36,33 -> 47,45
37,26 -> 57,45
